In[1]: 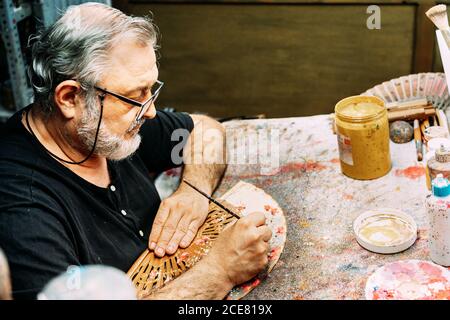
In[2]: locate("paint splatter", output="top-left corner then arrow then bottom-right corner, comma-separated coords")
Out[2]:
298,220 -> 310,228
179,252 -> 190,262
269,247 -> 281,261
343,194 -> 354,200
279,161 -> 327,173
264,204 -> 279,215
194,236 -> 210,246
329,158 -> 340,164
394,166 -> 425,180
366,260 -> 450,300
298,281 -> 309,291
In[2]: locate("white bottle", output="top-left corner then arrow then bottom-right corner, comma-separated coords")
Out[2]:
425,174 -> 450,266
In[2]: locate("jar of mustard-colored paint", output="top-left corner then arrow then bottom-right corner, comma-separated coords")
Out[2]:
335,95 -> 391,180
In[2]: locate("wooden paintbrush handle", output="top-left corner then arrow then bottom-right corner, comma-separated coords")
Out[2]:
414,119 -> 423,161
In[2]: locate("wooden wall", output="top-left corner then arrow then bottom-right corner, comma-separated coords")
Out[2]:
116,1 -> 444,118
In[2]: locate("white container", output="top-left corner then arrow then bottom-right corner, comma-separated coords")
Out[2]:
426,138 -> 450,153
353,208 -> 417,254
425,174 -> 450,266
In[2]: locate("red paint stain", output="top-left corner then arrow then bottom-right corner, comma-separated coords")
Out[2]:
418,261 -> 446,280
394,166 -> 425,180
264,204 -> 278,215
372,288 -> 395,300
330,158 -> 340,164
179,252 -> 190,262
276,226 -> 285,235
279,161 -> 327,174
343,194 -> 354,200
226,161 -> 327,180
240,278 -> 261,292
269,247 -> 281,260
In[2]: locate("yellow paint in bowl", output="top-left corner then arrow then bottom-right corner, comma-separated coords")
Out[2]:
358,214 -> 415,246
353,208 -> 417,254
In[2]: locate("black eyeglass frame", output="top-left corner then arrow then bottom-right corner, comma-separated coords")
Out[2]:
93,80 -> 164,121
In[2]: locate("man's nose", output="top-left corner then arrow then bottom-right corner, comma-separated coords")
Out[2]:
143,103 -> 157,119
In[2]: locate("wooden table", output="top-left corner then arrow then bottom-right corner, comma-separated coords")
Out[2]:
213,114 -> 432,300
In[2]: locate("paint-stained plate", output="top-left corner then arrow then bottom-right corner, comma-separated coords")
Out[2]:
365,260 -> 450,300
353,208 -> 417,254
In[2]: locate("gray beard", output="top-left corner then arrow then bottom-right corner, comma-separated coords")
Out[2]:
75,98 -> 143,161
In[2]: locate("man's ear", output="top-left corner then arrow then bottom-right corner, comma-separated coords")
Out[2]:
54,80 -> 82,120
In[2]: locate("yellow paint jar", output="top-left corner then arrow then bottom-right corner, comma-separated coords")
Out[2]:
335,95 -> 391,180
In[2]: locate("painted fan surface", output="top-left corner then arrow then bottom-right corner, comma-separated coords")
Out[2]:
127,181 -> 287,300
362,72 -> 450,110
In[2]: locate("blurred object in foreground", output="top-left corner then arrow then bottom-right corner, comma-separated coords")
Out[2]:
0,247 -> 12,300
37,265 -> 137,300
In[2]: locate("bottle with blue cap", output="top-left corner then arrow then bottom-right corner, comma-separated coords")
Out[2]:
425,174 -> 450,266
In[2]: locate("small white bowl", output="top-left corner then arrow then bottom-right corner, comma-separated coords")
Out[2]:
353,208 -> 417,254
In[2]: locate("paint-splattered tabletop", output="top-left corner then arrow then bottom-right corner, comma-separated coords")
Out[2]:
216,114 -> 434,300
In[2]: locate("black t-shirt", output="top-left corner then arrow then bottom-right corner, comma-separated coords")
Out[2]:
0,107 -> 194,299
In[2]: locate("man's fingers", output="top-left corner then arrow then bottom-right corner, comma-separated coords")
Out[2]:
245,212 -> 267,227
154,209 -> 183,257
148,205 -> 170,250
258,225 -> 272,242
165,216 -> 191,255
180,220 -> 201,248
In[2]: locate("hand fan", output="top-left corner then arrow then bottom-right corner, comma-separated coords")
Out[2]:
127,181 -> 287,300
361,72 -> 450,110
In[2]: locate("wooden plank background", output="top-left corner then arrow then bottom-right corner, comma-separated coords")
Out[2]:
125,2 -> 430,118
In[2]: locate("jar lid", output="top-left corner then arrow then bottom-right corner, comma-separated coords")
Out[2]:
353,208 -> 417,254
335,96 -> 386,122
432,174 -> 450,197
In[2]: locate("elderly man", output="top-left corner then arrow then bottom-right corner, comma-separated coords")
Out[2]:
0,3 -> 271,299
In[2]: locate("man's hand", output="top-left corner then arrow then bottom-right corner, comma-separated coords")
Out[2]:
149,188 -> 210,257
206,212 -> 272,287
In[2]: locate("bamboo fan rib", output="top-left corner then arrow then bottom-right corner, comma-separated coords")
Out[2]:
127,201 -> 240,299
362,72 -> 450,110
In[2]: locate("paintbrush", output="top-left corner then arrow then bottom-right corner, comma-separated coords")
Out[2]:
426,5 -> 450,49
182,179 -> 241,220
414,119 -> 423,161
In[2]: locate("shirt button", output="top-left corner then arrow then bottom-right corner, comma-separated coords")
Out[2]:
110,185 -> 116,192
121,210 -> 127,216
139,230 -> 144,237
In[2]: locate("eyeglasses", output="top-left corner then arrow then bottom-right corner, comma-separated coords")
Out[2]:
93,80 -> 164,121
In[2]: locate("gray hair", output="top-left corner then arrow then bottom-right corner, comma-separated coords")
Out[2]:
28,2 -> 158,115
